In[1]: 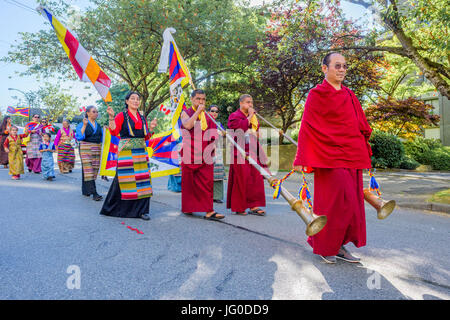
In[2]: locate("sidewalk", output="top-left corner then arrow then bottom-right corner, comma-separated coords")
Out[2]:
271,169 -> 450,215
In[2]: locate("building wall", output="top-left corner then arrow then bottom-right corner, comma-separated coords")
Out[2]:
439,95 -> 450,146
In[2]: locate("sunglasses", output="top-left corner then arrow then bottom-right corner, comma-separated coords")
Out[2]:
333,63 -> 348,70
210,110 -> 219,113
33,116 -> 40,118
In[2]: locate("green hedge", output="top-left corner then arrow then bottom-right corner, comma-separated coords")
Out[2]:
404,137 -> 450,171
369,130 -> 405,169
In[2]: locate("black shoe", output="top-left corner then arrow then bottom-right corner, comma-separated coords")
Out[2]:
141,214 -> 150,221
28,169 -> 32,172
213,199 -> 223,203
93,193 -> 103,201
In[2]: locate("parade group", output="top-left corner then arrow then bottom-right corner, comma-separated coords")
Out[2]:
1,52 -> 376,264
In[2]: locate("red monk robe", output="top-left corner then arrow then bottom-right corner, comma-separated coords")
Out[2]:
180,107 -> 217,213
226,109 -> 267,213
293,79 -> 373,256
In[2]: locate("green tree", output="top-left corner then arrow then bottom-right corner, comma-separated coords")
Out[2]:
249,1 -> 382,142
342,0 -> 450,99
3,0 -> 266,118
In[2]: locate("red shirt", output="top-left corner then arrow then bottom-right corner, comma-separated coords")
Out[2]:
110,111 -> 152,140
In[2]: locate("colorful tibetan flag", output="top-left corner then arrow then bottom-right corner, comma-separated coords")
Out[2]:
42,124 -> 56,133
100,127 -> 181,178
100,128 -> 119,176
158,28 -> 192,89
147,130 -> 181,168
7,106 -> 30,118
37,6 -> 112,102
158,28 -> 193,142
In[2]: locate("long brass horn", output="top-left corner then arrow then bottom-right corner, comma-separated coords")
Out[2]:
363,188 -> 396,220
204,112 -> 327,236
268,177 -> 327,236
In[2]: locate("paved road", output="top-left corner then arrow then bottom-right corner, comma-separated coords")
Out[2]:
0,166 -> 449,300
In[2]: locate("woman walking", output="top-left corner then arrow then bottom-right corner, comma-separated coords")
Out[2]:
75,106 -> 103,201
100,91 -> 157,220
25,114 -> 44,174
0,116 -> 12,168
208,105 -> 226,203
54,119 -> 75,174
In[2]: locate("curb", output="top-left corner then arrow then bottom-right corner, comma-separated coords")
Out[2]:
397,202 -> 450,214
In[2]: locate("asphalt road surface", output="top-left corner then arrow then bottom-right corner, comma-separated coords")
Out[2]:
0,166 -> 449,300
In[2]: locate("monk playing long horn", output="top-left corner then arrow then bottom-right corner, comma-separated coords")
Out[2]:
293,52 -> 373,264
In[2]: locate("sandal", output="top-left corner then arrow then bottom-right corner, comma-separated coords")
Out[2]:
247,208 -> 266,216
234,211 -> 247,216
183,212 -> 193,216
204,212 -> 225,221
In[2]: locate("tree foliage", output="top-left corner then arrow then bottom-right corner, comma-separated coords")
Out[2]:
365,96 -> 440,139
344,0 -> 450,99
249,1 -> 382,141
3,0 -> 266,118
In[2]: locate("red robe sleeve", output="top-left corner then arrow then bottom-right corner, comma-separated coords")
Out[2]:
3,138 -> 9,149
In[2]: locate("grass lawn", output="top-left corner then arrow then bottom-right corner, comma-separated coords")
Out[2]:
428,189 -> 450,204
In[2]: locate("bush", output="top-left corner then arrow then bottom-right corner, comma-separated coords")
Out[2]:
427,148 -> 450,171
404,137 -> 450,170
399,156 -> 420,170
369,130 -> 405,168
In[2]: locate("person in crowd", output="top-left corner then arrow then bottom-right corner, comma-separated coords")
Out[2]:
75,106 -> 103,201
39,132 -> 56,181
227,94 -> 267,216
179,89 -> 224,221
293,52 -> 373,264
0,116 -> 12,168
3,126 -> 29,180
54,119 -> 76,174
25,114 -> 44,174
100,92 -> 157,220
208,105 -> 226,203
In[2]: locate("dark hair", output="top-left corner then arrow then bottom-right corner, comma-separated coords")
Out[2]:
208,105 -> 219,111
191,89 -> 206,98
85,105 -> 96,118
1,116 -> 11,130
125,91 -> 141,109
239,94 -> 252,103
43,132 -> 52,139
322,52 -> 342,66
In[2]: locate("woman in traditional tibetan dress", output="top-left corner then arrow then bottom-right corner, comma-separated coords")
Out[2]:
100,91 -> 157,220
25,114 -> 44,174
3,126 -> 29,180
75,106 -> 103,201
54,119 -> 76,174
0,116 -> 12,168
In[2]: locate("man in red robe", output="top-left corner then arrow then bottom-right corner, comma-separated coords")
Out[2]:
180,89 -> 224,220
293,52 -> 373,264
227,94 -> 267,216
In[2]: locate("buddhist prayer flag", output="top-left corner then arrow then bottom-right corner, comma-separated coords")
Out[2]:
37,6 -> 112,102
7,106 -> 30,117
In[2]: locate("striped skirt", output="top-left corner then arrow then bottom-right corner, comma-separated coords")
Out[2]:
79,141 -> 101,181
117,138 -> 153,200
58,143 -> 75,164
